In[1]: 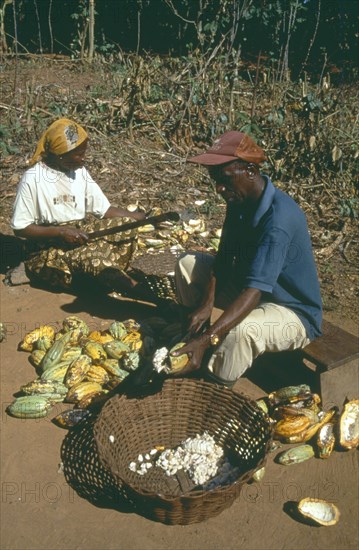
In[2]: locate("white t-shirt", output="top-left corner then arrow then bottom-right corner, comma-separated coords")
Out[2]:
11,162 -> 111,230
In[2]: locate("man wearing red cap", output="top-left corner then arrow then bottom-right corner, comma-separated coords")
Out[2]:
173,131 -> 322,386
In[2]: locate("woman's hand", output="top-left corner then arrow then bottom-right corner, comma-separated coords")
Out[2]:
14,223 -> 88,247
57,226 -> 88,246
130,210 -> 146,221
104,206 -> 145,221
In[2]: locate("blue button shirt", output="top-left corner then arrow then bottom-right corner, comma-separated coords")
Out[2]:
213,176 -> 322,339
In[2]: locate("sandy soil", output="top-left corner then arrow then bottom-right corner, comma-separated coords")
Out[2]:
0,281 -> 358,550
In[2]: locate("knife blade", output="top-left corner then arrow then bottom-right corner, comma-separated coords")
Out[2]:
86,211 -> 180,240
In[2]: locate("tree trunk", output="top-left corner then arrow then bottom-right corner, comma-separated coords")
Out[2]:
0,0 -> 13,54
88,0 -> 95,63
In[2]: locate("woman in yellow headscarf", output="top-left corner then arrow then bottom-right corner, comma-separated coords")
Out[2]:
29,118 -> 89,166
10,118 -> 150,296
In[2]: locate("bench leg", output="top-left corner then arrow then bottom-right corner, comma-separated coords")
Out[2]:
318,358 -> 359,409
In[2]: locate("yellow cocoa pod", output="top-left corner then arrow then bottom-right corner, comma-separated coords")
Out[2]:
61,346 -> 82,363
66,328 -> 85,346
121,331 -> 142,351
106,376 -> 128,390
62,316 -> 89,336
287,407 -> 338,444
269,384 -> 311,404
104,340 -> 129,360
317,423 -> 335,459
64,355 -> 92,388
99,359 -> 130,380
65,382 -> 103,404
83,341 -> 107,364
77,391 -> 108,409
20,325 -> 56,352
169,342 -> 189,373
21,379 -> 67,397
274,414 -> 311,440
85,365 -> 109,385
88,331 -> 114,344
298,498 -> 340,526
35,335 -> 54,352
339,400 -> 359,450
122,319 -> 140,332
0,322 -> 7,342
29,349 -> 46,367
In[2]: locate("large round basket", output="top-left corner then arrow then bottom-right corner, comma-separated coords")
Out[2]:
94,378 -> 272,525
129,249 -> 178,301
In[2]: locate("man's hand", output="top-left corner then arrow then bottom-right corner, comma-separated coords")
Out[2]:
187,302 -> 213,335
170,334 -> 209,376
170,287 -> 263,377
183,273 -> 216,335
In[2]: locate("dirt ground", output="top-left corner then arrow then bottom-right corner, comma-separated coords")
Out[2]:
0,281 -> 358,550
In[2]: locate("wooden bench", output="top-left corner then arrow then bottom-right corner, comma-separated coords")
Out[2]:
210,309 -> 358,407
301,319 -> 358,407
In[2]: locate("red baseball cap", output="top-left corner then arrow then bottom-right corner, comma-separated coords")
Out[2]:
188,131 -> 266,166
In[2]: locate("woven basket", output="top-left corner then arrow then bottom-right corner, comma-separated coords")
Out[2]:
129,249 -> 178,301
94,379 -> 272,524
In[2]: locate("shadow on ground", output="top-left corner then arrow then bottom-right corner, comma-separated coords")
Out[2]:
61,411 -> 136,513
244,351 -> 319,396
60,291 -> 158,322
0,233 -> 26,272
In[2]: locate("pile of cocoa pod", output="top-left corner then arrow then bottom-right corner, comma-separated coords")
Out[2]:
7,315 -> 158,425
134,205 -> 221,254
256,384 -> 358,464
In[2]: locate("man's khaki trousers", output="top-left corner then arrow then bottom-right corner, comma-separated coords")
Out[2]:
175,252 -> 311,383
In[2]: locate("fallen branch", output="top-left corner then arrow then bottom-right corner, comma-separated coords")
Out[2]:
341,239 -> 357,264
316,222 -> 348,259
0,101 -> 53,116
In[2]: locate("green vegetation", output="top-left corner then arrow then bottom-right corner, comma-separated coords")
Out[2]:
0,1 -> 357,318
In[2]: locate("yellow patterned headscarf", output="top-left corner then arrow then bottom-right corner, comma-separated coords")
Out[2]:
29,118 -> 88,166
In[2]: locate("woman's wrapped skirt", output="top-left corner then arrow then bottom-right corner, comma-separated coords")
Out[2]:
25,217 -> 137,290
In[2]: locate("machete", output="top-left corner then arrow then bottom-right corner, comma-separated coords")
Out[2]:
86,211 -> 180,240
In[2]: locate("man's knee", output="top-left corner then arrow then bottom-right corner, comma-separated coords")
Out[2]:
222,323 -> 264,354
205,369 -> 236,388
175,252 -> 193,279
